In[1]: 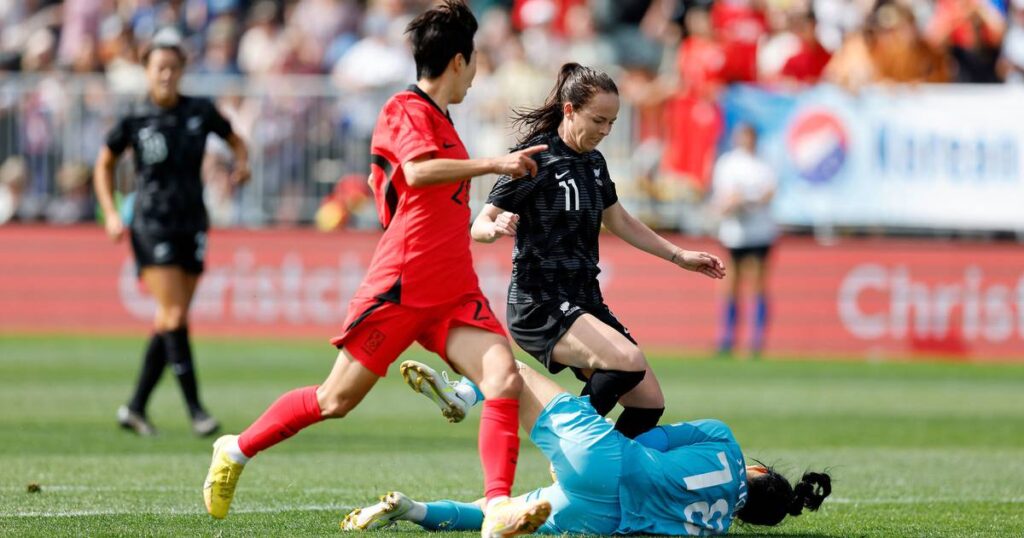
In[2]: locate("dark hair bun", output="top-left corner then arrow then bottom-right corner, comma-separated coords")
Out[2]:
787,472 -> 832,516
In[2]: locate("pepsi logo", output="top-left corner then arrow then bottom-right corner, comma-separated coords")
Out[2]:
786,109 -> 848,185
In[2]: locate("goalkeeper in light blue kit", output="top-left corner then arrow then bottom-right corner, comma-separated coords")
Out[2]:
342,360 -> 832,535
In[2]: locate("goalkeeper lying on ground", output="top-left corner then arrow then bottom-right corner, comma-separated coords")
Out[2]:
341,360 -> 832,536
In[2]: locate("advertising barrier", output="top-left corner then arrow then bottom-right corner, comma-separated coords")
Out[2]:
2,226 -> 1022,361
722,85 -> 1024,232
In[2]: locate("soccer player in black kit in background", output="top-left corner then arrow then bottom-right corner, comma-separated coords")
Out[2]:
93,30 -> 250,437
473,63 -> 726,439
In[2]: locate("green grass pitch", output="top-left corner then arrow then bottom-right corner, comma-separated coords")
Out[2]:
1,335 -> 1022,537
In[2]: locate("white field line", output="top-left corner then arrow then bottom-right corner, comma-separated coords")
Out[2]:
829,497 -> 1024,505
1,504 -> 350,518
1,486 -> 368,493
2,497 -> 1023,518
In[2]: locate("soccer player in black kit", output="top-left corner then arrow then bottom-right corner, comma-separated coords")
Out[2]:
93,31 -> 250,437
473,63 -> 726,438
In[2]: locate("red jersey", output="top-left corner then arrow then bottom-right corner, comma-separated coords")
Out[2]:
710,0 -> 767,83
781,41 -> 832,84
360,85 -> 479,307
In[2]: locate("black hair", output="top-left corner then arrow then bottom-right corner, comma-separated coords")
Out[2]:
142,29 -> 187,66
512,62 -> 618,146
405,0 -> 477,80
736,463 -> 832,527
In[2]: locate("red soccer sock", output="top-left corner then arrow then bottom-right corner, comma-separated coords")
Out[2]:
479,398 -> 520,500
238,385 -> 323,458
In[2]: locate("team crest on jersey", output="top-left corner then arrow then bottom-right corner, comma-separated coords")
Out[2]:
187,116 -> 203,132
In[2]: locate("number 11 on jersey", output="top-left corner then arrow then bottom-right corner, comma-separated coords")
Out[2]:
559,179 -> 579,211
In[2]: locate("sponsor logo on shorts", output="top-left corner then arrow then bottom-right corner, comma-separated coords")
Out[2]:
153,242 -> 172,262
559,301 -> 580,317
362,329 -> 386,355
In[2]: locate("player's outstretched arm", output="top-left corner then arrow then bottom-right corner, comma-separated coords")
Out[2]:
402,144 -> 548,188
602,201 -> 725,280
471,203 -> 519,243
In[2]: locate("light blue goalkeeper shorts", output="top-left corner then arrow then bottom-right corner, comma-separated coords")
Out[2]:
523,392 -> 625,535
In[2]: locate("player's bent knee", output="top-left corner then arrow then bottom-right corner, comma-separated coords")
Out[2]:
479,368 -> 523,399
604,346 -> 646,372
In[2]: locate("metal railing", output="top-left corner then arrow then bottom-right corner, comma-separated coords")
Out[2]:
0,73 -> 648,229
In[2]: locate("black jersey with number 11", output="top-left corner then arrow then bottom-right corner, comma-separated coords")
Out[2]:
487,131 -> 618,305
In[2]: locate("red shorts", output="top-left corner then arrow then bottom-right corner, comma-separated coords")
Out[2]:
330,291 -> 507,377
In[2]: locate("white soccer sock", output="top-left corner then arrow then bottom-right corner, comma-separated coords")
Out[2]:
224,437 -> 250,465
405,501 -> 428,522
453,378 -> 480,407
485,495 -> 510,512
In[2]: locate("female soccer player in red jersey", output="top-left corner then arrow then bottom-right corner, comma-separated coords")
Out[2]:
203,3 -> 550,536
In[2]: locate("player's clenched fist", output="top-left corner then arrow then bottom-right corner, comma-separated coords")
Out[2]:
493,211 -> 519,238
492,144 -> 548,178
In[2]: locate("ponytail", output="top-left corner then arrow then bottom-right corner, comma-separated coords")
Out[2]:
787,472 -> 832,516
736,463 -> 833,527
511,62 -> 617,146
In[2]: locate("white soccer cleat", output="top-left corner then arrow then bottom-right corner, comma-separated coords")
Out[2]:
481,498 -> 551,538
340,491 -> 415,531
400,360 -> 469,423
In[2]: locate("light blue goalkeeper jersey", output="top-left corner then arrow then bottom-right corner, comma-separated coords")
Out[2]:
615,419 -> 749,536
421,394 -> 750,537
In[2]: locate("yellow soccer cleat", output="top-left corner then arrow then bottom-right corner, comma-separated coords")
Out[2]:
203,434 -> 246,519
400,360 -> 469,423
481,498 -> 551,538
340,491 -> 414,531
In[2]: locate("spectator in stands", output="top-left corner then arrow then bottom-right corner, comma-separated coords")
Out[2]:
779,8 -> 832,84
194,16 -> 240,75
45,163 -> 93,224
928,0 -> 1007,82
0,156 -> 27,225
595,0 -> 668,73
998,0 -> 1024,82
237,1 -> 283,75
712,0 -> 769,83
660,6 -> 725,201
563,4 -> 617,72
757,3 -> 802,82
709,124 -> 777,358
825,2 -> 949,90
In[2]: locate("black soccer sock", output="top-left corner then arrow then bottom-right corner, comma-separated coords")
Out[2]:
584,369 -> 646,416
615,407 -> 665,439
161,326 -> 205,417
127,332 -> 167,415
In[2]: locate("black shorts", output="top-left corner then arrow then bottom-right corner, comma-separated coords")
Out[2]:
727,244 -> 772,264
507,300 -> 637,379
130,230 -> 207,276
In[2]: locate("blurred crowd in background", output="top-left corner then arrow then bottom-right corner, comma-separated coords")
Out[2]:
0,0 -> 1021,229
